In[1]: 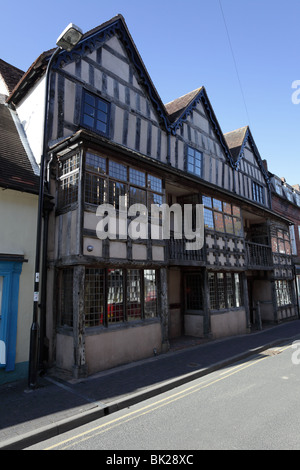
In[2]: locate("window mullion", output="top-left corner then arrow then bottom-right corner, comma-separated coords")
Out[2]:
141,270 -> 145,319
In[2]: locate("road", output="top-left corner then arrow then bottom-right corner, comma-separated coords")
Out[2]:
26,340 -> 300,451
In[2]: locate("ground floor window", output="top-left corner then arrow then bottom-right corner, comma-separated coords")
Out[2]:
58,267 -> 158,328
275,280 -> 293,307
85,268 -> 157,327
208,272 -> 243,310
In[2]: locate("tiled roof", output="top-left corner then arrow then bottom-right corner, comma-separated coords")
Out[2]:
0,102 -> 39,193
224,126 -> 248,162
0,58 -> 24,95
165,88 -> 203,122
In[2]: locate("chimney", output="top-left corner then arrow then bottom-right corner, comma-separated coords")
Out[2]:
262,159 -> 268,172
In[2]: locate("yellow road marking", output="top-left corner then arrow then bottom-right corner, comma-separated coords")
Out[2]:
44,351 -> 273,450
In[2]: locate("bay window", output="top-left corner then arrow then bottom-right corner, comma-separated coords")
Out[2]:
202,196 -> 243,237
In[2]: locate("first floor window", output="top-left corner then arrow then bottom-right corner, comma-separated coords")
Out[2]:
275,280 -> 293,307
84,152 -> 163,214
271,229 -> 291,255
202,196 -> 243,237
208,272 -> 243,310
57,153 -> 80,208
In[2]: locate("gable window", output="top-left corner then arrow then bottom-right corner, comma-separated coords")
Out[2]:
252,181 -> 265,205
187,146 -> 202,177
82,90 -> 109,136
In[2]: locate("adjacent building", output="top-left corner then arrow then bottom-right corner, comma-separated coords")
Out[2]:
3,15 -> 299,379
0,59 -> 40,384
269,173 -> 300,315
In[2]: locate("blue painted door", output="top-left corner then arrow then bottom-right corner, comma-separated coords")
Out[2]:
0,262 -> 22,371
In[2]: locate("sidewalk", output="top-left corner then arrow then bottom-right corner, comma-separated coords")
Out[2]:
1,319 -> 300,450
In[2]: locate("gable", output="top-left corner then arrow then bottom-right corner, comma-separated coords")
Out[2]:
51,15 -> 169,131
225,126 -> 270,185
225,126 -> 270,207
165,87 -> 234,168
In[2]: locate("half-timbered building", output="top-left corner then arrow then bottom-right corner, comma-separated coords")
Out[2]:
6,15 -> 298,378
225,127 -> 298,327
269,174 -> 300,317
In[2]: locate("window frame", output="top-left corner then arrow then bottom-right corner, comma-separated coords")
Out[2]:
83,267 -> 158,328
81,89 -> 110,137
275,280 -> 293,307
208,272 -> 243,311
271,229 -> 292,255
202,195 -> 243,237
187,146 -> 203,177
84,152 -> 164,215
252,181 -> 265,205
57,152 -> 81,209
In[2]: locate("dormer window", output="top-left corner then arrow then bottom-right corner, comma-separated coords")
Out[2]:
81,90 -> 110,136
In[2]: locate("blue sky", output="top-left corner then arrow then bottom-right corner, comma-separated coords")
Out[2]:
1,0 -> 299,185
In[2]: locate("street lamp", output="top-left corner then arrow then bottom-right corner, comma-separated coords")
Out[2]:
28,24 -> 83,389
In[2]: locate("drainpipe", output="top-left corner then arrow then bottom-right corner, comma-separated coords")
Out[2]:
28,46 -> 61,389
295,265 -> 300,318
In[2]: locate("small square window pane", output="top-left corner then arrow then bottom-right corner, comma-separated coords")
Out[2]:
97,100 -> 107,112
129,168 -> 146,187
202,196 -> 212,208
84,103 -> 95,117
97,110 -> 108,123
96,121 -> 107,133
224,215 -> 234,234
204,208 -> 214,229
213,199 -> 222,211
83,115 -> 94,128
85,92 -> 95,107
